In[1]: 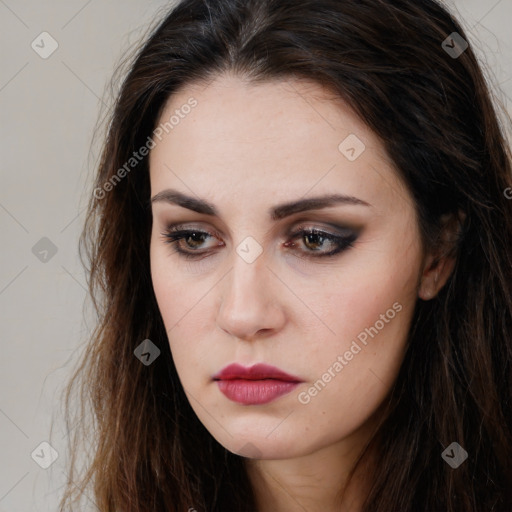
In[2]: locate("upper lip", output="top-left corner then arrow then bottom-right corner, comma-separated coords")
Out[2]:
213,363 -> 303,382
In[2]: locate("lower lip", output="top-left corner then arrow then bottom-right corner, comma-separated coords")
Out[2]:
216,379 -> 300,405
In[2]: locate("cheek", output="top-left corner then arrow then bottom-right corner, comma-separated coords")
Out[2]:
150,239 -> 204,323
304,280 -> 413,397
291,289 -> 414,452
150,246 -> 217,381
297,236 -> 420,402
312,239 -> 419,348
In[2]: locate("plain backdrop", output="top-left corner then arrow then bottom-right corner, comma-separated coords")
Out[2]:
0,1 -> 511,510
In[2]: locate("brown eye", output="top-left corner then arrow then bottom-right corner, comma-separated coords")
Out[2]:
180,232 -> 208,249
161,227 -> 223,259
302,231 -> 335,251
285,227 -> 357,258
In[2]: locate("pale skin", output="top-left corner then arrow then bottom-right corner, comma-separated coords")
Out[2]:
149,72 -> 457,512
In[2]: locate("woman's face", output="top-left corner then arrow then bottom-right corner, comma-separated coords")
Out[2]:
149,73 -> 424,460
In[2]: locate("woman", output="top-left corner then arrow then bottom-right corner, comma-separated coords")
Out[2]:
59,0 -> 512,510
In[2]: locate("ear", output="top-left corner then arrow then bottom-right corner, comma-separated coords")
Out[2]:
418,210 -> 465,301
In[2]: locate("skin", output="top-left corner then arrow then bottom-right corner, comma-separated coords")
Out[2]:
149,72 -> 456,512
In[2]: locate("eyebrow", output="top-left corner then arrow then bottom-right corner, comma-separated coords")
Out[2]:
150,189 -> 371,220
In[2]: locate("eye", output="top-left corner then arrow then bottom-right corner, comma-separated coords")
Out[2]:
284,225 -> 357,258
160,226 -> 223,259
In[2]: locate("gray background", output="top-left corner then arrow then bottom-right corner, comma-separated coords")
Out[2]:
0,1 -> 510,510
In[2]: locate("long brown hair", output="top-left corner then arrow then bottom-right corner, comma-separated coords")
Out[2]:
58,0 -> 512,510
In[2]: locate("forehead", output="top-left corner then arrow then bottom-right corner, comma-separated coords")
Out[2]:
149,73 -> 411,216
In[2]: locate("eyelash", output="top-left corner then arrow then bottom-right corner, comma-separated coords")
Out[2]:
160,224 -> 357,260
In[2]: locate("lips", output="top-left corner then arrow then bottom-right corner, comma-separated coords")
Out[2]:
212,363 -> 302,382
213,363 -> 303,405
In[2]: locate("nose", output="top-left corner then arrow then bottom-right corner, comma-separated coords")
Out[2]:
216,251 -> 286,341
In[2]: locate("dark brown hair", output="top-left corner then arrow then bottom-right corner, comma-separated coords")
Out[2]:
58,0 -> 512,510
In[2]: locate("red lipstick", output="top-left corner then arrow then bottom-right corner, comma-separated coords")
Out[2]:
213,363 -> 302,405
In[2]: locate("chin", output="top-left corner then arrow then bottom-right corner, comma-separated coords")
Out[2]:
209,427 -> 308,460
